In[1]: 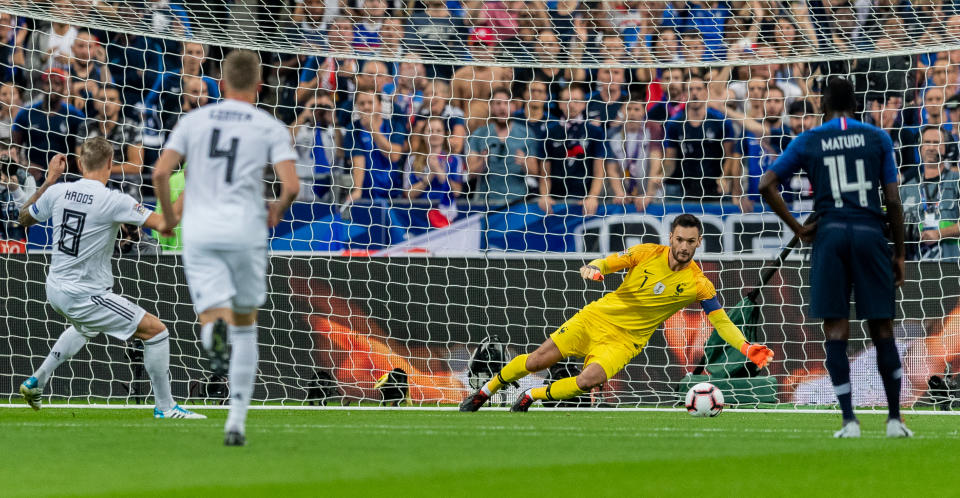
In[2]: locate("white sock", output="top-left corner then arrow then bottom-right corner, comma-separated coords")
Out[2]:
143,330 -> 175,412
34,326 -> 88,388
225,323 -> 258,434
200,322 -> 215,352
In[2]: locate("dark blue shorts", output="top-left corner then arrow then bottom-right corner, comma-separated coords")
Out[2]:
810,219 -> 895,320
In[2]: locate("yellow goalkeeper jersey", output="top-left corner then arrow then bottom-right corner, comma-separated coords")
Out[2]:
583,243 -> 716,335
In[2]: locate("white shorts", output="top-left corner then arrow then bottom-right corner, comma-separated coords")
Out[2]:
183,245 -> 268,315
46,284 -> 147,341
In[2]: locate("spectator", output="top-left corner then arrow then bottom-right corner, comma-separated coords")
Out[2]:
525,31 -> 573,109
297,20 -> 359,103
345,90 -> 409,202
466,87 -> 539,208
863,93 -> 920,182
900,125 -> 960,261
261,52 -> 303,125
405,116 -> 464,223
652,27 -> 683,63
103,29 -> 167,112
766,99 -> 818,211
67,31 -> 113,86
292,92 -> 343,202
607,96 -> 663,210
293,0 -> 338,46
0,13 -> 26,85
542,84 -> 607,215
647,67 -> 687,139
687,0 -> 731,61
11,68 -> 85,183
0,154 -> 35,240
411,79 -> 467,157
736,83 -> 790,212
763,85 -> 786,130
144,41 -> 220,130
512,79 -> 551,141
452,28 -> 514,131
0,82 -> 21,149
511,0 -> 550,63
24,19 -> 77,74
407,0 -> 467,70
921,86 -> 948,129
159,68 -> 212,135
587,63 -> 628,130
353,0 -> 386,55
658,75 -> 739,204
81,85 -> 145,195
384,61 -> 426,134
382,16 -> 407,57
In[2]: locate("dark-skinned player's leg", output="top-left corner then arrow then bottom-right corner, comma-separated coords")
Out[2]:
811,221 -> 859,436
823,318 -> 857,425
867,319 -> 902,420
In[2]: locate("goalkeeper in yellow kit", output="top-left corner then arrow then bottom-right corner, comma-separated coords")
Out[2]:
460,214 -> 775,412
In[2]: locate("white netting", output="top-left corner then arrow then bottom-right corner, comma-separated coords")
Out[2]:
1,4 -> 959,409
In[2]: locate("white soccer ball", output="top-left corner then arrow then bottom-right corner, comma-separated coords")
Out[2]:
685,382 -> 724,417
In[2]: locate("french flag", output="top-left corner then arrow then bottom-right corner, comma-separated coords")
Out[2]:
840,117 -> 847,130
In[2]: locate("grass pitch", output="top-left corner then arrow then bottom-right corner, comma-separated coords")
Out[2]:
1,408 -> 957,497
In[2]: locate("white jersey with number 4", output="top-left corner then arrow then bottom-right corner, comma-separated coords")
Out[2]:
165,99 -> 297,249
30,179 -> 151,294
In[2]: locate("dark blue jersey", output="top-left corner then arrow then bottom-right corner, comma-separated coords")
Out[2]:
770,117 -> 897,222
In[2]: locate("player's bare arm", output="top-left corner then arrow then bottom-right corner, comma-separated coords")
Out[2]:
18,153 -> 66,228
151,148 -> 184,231
268,159 -> 299,228
883,181 -> 906,287
759,170 -> 816,243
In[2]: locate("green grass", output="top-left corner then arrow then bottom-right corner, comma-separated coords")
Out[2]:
1,408 -> 958,497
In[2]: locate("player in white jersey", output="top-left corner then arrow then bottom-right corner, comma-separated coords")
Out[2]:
17,139 -> 204,419
153,50 -> 299,446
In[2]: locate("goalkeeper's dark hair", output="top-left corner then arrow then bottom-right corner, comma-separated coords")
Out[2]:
222,49 -> 261,92
822,77 -> 856,115
670,214 -> 703,235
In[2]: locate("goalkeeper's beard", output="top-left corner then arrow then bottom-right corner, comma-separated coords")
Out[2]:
671,247 -> 693,265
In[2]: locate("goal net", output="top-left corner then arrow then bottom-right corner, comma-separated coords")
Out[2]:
2,1 -> 960,410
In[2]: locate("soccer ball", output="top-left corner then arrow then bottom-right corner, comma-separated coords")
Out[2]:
685,382 -> 724,417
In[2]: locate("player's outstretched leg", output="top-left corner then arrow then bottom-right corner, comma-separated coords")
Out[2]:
460,339 -> 563,412
511,362 -> 606,412
868,319 -> 912,437
21,326 -> 89,410
135,314 -> 206,419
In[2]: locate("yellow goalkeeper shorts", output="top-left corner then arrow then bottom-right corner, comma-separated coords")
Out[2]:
549,310 -> 651,379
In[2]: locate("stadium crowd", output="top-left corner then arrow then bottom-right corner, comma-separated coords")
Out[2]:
0,0 -> 959,259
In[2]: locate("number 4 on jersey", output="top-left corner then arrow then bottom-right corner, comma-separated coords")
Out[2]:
824,155 -> 873,208
209,128 -> 239,184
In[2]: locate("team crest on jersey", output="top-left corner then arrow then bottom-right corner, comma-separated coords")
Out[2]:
653,282 -> 666,295
133,204 -> 146,216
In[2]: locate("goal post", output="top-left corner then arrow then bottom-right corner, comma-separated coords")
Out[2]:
1,3 -> 960,410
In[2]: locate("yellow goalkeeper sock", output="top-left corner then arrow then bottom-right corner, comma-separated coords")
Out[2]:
482,354 -> 531,395
529,376 -> 585,401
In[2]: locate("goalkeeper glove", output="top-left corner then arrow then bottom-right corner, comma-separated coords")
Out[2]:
740,342 -> 774,369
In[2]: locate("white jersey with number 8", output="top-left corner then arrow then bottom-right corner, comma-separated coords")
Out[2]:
164,99 -> 297,249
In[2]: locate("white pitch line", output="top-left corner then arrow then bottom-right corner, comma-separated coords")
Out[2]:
0,404 -> 958,415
